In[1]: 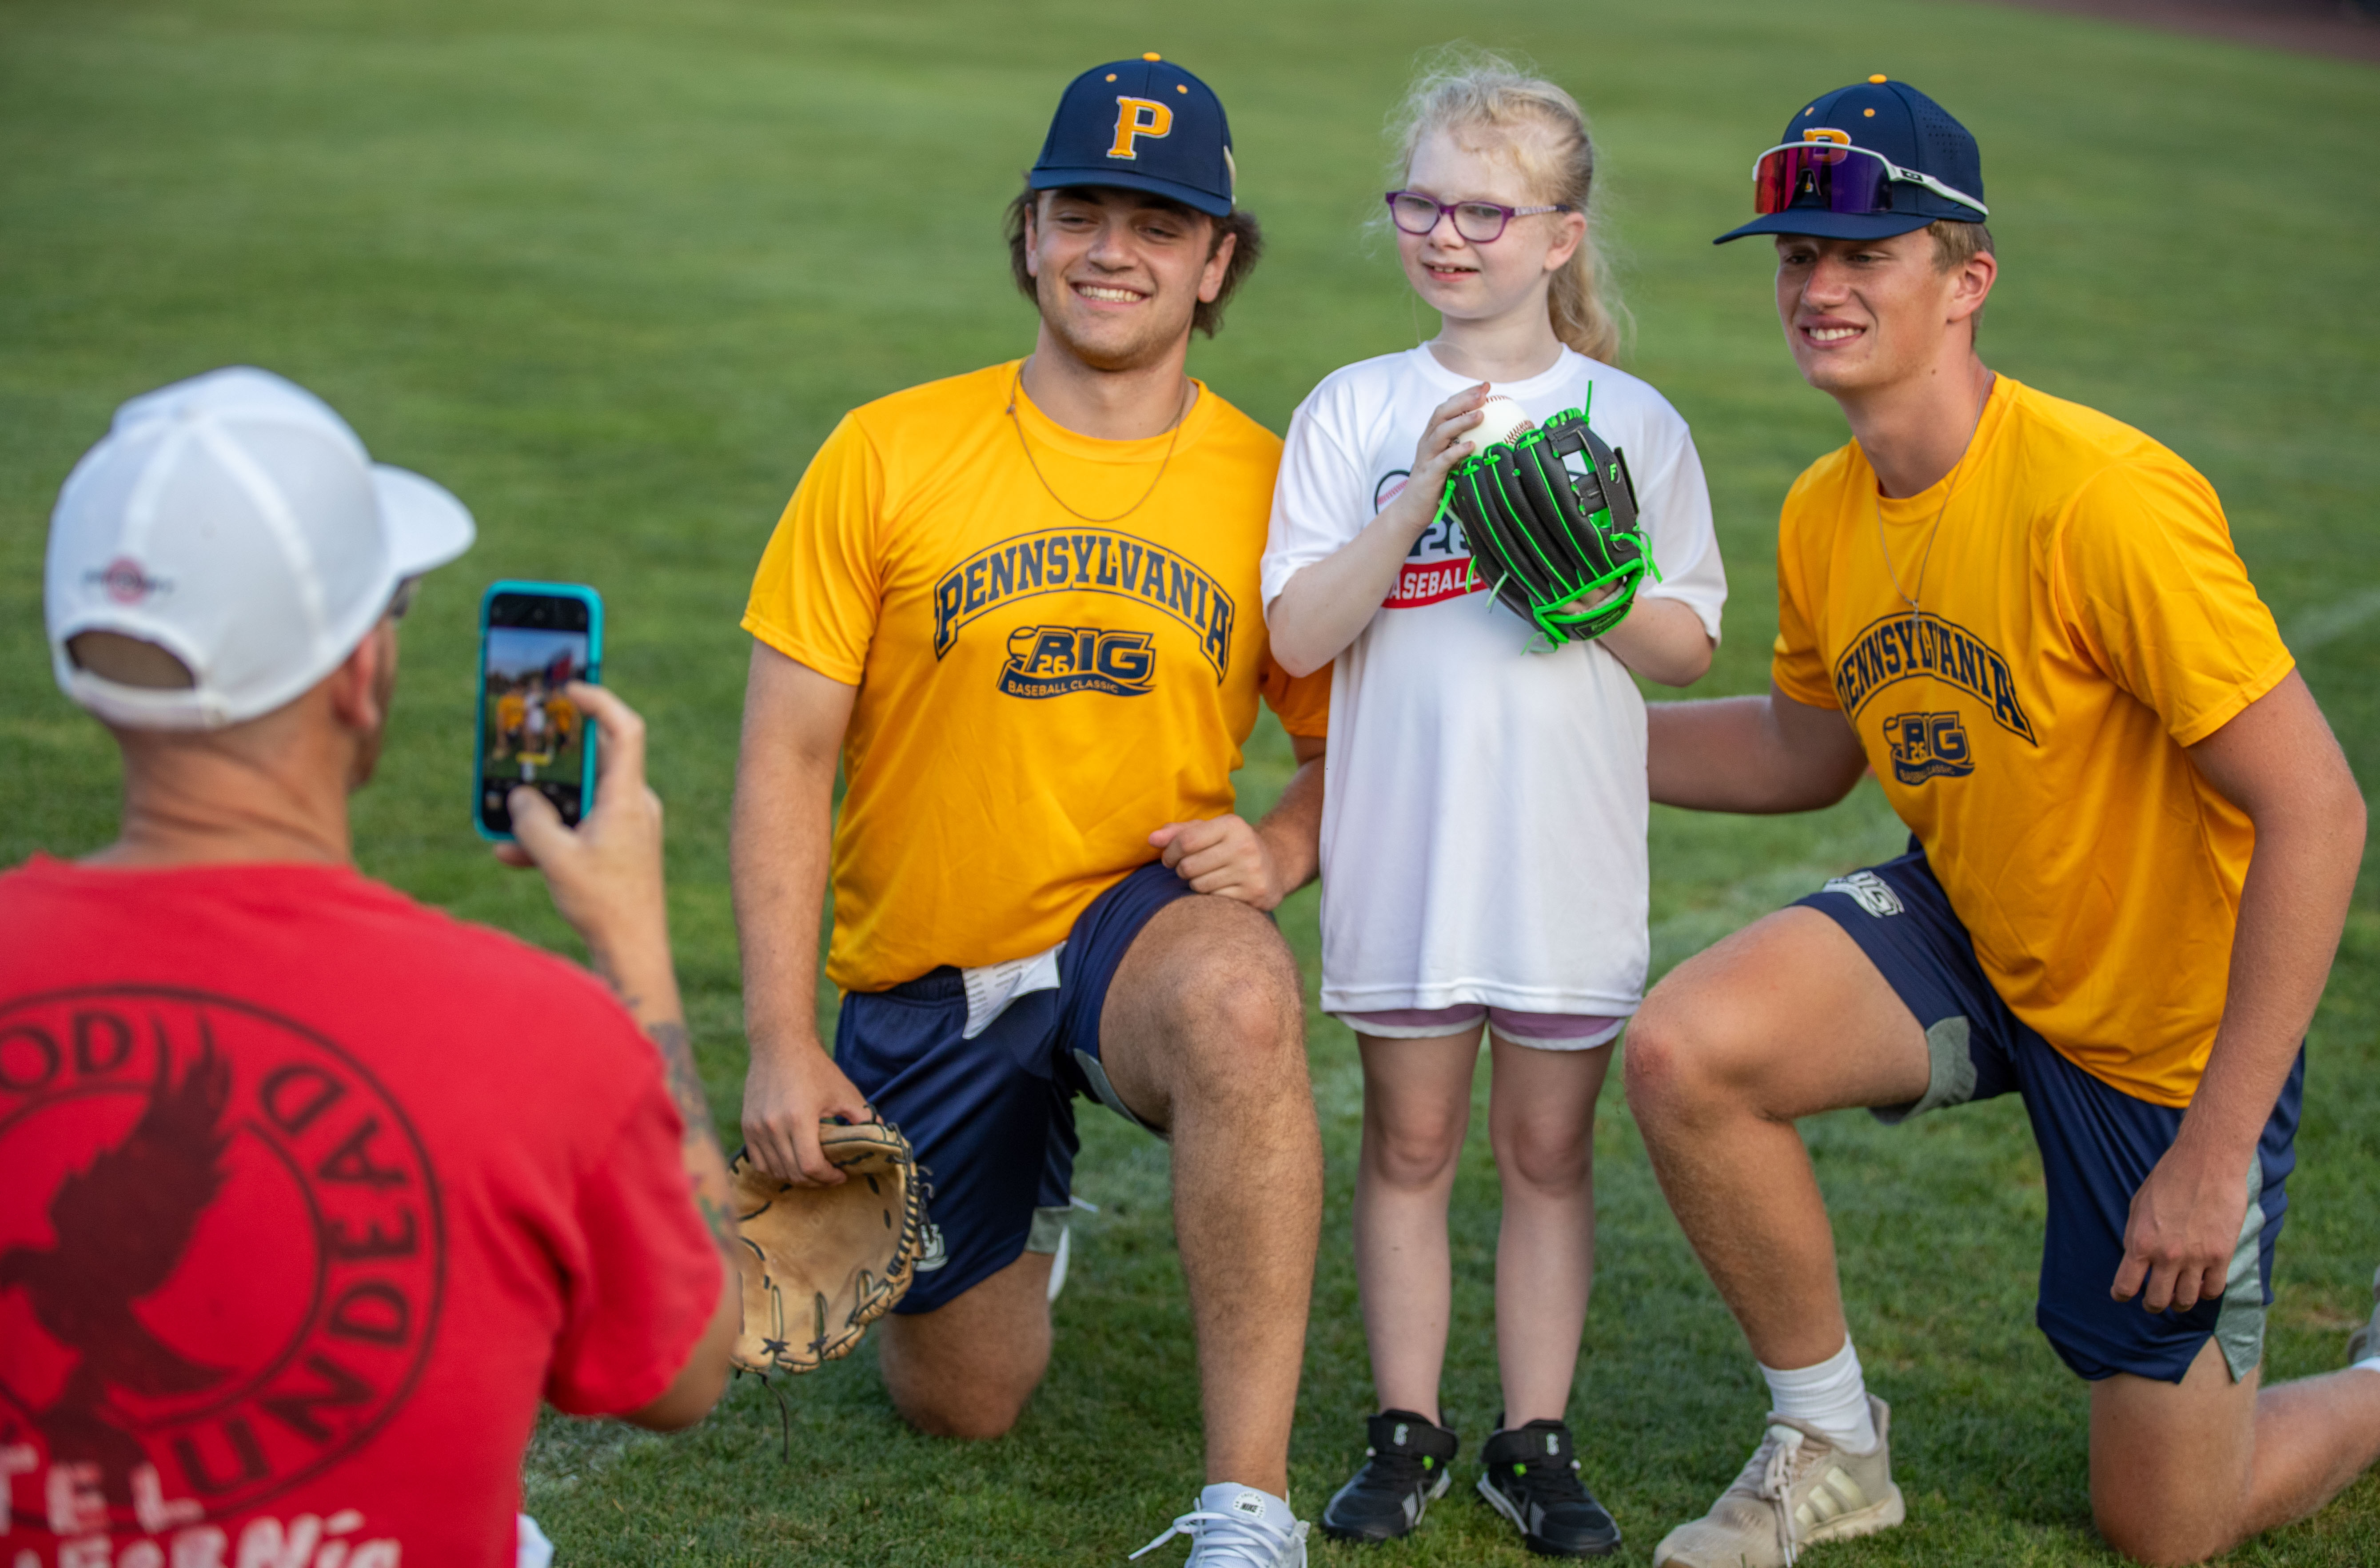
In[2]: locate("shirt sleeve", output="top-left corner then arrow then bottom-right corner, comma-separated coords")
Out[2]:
741,413 -> 888,684
1770,471 -> 1839,709
2051,460 -> 2294,746
1260,653 -> 1331,738
1261,387 -> 1374,610
543,1074 -> 723,1417
1628,419 -> 1727,642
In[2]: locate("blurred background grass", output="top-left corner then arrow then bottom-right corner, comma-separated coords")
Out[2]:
3,0 -> 2376,1561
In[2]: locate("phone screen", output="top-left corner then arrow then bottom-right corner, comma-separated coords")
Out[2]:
478,591 -> 594,834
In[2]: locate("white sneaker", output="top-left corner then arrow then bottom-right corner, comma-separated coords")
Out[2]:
1130,1483 -> 1309,1567
1653,1397 -> 1903,1567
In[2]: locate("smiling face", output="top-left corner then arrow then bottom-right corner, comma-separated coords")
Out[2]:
1773,229 -> 1994,398
1025,188 -> 1235,374
1396,128 -> 1584,328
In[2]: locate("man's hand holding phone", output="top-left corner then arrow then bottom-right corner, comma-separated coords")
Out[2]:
498,682 -> 671,1004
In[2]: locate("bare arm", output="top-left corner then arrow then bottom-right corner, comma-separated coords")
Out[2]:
1646,682 -> 1870,813
1148,733 -> 1327,908
2113,671 -> 2366,1314
499,683 -> 737,1432
1599,598 -> 1715,688
1258,734 -> 1328,896
730,642 -> 873,1187
1267,387 -> 1487,678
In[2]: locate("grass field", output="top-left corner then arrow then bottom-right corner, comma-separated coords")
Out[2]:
4,0 -> 2378,1562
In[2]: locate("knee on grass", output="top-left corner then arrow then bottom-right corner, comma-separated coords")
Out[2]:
884,1359 -> 1043,1442
2093,1496 -> 2245,1568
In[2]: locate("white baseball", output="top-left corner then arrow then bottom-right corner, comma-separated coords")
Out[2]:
1467,395 -> 1535,451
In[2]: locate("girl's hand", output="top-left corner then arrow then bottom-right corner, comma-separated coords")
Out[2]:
1386,384 -> 1491,535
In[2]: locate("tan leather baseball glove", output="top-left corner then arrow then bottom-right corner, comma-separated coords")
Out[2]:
729,1120 -> 923,1374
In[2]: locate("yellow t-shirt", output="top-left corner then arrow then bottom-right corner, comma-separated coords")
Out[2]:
1773,377 -> 2293,1108
744,362 -> 1330,994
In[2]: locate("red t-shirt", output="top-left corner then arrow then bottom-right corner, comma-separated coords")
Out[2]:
0,856 -> 722,1566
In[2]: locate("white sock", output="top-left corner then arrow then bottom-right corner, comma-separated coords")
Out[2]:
1759,1337 -> 1878,1453
2353,1356 -> 2380,1376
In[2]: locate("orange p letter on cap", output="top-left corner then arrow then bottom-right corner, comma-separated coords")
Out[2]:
1108,97 -> 1174,159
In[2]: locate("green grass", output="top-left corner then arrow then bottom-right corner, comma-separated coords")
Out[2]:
4,0 -> 2377,1561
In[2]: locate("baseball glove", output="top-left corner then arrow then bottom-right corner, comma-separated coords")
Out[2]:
729,1120 -> 924,1375
1443,402 -> 1658,644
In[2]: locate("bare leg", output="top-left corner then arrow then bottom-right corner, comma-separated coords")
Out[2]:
1098,895 -> 1324,1498
2091,1339 -> 2380,1563
877,1248 -> 1056,1439
1622,908 -> 1930,1370
1351,1029 -> 1482,1426
1486,1035 -> 1613,1425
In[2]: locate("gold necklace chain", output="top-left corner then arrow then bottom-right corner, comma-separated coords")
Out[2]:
1874,375 -> 1995,619
1006,361 -> 1191,526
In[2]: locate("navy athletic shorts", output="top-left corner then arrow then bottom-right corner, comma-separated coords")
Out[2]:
1796,841 -> 2301,1385
836,860 -> 1193,1313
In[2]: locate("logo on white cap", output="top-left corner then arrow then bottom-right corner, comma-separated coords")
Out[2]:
91,557 -> 172,605
45,367 -> 474,730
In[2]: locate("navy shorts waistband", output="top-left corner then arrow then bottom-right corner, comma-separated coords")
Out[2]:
880,965 -> 966,1002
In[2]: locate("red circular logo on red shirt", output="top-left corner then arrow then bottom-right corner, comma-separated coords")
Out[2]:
0,988 -> 444,1532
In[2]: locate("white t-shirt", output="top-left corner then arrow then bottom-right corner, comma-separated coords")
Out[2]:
1262,344 -> 1727,1016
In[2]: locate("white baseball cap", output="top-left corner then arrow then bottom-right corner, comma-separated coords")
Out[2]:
45,366 -> 476,730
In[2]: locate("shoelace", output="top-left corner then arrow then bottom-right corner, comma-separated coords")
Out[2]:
1498,1453 -> 1591,1508
1753,1424 -> 1809,1567
1128,1507 -> 1299,1567
1359,1445 -> 1439,1492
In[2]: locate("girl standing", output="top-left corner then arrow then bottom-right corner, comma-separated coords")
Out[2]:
1262,56 -> 1726,1556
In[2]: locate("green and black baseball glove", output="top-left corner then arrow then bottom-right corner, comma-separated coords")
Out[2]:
1443,403 -> 1658,645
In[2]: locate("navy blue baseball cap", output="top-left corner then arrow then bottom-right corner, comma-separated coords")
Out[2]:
1716,76 -> 1986,244
1029,54 -> 1236,218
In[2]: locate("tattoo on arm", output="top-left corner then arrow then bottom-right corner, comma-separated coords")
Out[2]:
646,1020 -> 739,1255
646,1021 -> 713,1136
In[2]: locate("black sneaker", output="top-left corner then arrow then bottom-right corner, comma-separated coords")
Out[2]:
1476,1419 -> 1621,1557
1318,1408 -> 1458,1542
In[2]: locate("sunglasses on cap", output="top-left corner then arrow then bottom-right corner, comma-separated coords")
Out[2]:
1752,134 -> 1988,221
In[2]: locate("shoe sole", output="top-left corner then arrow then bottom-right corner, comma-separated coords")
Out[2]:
1805,1483 -> 1906,1546
1475,1475 -> 1622,1559
1318,1468 -> 1452,1544
2350,1265 -> 2380,1365
1650,1485 -> 1906,1568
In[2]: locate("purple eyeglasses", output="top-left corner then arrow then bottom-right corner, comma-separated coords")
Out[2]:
1385,190 -> 1574,244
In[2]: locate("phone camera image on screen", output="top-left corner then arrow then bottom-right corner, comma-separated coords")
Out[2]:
479,592 -> 594,834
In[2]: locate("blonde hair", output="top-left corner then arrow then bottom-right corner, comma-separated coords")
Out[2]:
1391,50 -> 1627,363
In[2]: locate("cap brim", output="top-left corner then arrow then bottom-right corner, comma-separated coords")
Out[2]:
372,465 -> 475,576
1028,166 -> 1232,218
1714,209 -> 1938,244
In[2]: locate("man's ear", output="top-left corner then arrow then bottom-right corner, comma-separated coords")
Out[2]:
1024,199 -> 1042,279
1948,248 -> 1997,327
327,622 -> 394,733
1197,226 -> 1238,304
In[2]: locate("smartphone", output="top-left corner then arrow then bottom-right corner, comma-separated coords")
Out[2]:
474,581 -> 603,840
